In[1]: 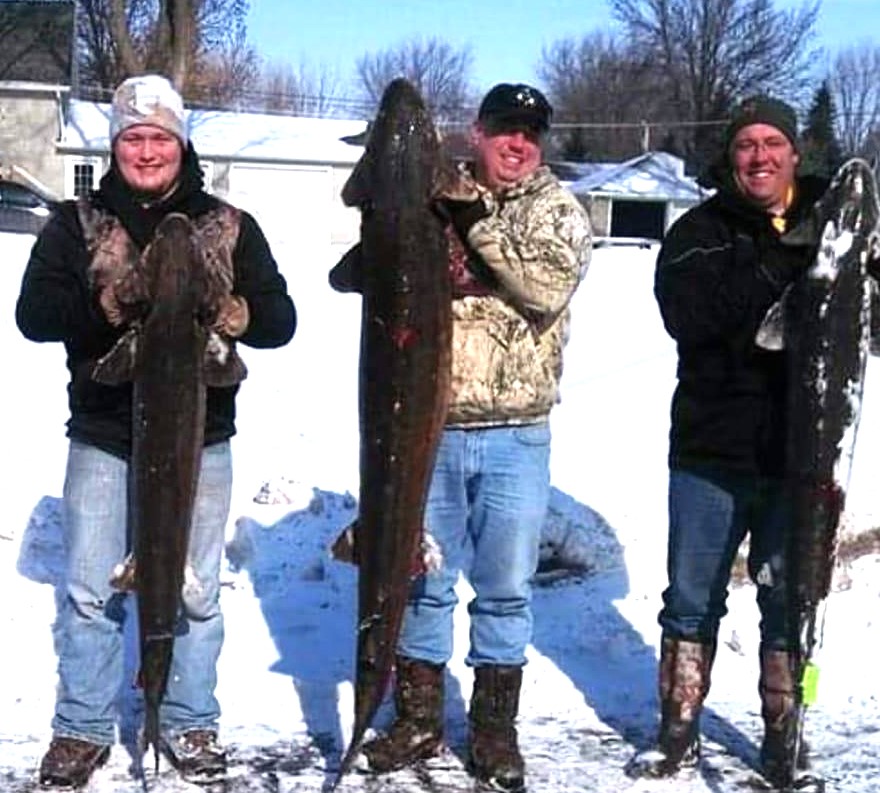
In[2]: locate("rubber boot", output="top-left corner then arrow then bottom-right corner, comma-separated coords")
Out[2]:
468,665 -> 525,793
362,655 -> 445,772
759,648 -> 812,789
629,637 -> 715,778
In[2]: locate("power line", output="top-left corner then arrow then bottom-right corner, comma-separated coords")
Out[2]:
74,81 -> 880,130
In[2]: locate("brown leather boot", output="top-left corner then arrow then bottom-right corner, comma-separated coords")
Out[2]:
759,648 -> 808,788
160,728 -> 227,783
362,656 -> 445,772
468,665 -> 525,793
629,637 -> 715,778
38,736 -> 111,789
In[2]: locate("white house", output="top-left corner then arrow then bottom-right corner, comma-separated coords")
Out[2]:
567,151 -> 709,242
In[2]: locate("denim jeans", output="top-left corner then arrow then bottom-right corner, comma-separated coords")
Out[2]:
659,466 -> 791,650
52,440 -> 231,746
398,423 -> 551,667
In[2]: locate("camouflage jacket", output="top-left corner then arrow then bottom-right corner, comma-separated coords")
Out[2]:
447,163 -> 592,427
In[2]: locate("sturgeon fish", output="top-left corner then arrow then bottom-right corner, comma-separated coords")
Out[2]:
92,213 -> 246,769
759,158 -> 880,790
334,78 -> 453,782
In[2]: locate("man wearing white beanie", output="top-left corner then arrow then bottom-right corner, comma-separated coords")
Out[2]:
16,73 -> 297,788
110,73 -> 189,145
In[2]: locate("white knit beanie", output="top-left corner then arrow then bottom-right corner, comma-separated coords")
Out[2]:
110,74 -> 188,145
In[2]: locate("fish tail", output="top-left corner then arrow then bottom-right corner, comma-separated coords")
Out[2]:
142,696 -> 161,773
138,636 -> 174,774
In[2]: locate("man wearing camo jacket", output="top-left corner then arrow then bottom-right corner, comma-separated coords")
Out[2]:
331,82 -> 592,792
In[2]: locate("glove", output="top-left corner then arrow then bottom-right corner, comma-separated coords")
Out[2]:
735,232 -> 807,298
758,248 -> 809,296
213,294 -> 249,338
99,284 -> 123,327
434,195 -> 491,240
433,173 -> 492,240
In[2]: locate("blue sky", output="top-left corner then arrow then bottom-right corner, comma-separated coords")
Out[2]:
246,0 -> 877,99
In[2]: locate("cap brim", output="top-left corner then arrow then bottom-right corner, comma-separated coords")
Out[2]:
480,112 -> 549,134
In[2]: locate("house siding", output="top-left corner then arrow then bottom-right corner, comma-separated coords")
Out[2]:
0,85 -> 65,197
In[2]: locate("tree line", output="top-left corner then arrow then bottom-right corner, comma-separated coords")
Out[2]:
68,0 -> 880,176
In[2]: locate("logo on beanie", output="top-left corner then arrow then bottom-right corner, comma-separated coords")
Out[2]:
724,95 -> 798,151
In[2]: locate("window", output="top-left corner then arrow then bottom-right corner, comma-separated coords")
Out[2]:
64,157 -> 104,198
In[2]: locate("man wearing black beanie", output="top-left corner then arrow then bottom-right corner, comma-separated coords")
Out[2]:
629,95 -> 824,787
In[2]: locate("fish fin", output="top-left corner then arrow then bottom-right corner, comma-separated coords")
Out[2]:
329,243 -> 364,294
203,332 -> 248,387
92,328 -> 139,384
755,289 -> 790,351
341,156 -> 373,209
782,212 -> 823,248
109,553 -> 137,591
420,530 -> 444,572
330,520 -> 360,565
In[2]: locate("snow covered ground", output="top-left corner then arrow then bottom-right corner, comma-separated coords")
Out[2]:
1,226 -> 879,792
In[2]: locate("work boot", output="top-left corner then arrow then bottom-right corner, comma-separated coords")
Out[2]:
628,637 -> 715,778
759,648 -> 811,788
38,736 -> 111,789
362,656 -> 445,772
468,665 -> 525,793
160,729 -> 227,783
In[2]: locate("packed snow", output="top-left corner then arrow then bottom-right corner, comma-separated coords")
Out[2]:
1,225 -> 879,792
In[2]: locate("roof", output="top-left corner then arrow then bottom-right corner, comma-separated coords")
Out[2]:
568,151 -> 706,202
60,99 -> 369,167
546,160 -> 603,184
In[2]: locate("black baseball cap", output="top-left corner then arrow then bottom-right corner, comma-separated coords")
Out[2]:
477,83 -> 553,134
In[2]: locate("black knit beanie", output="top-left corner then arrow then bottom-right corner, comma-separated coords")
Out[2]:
724,95 -> 799,150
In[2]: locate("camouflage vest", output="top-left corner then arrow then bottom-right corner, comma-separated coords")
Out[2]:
76,198 -> 241,298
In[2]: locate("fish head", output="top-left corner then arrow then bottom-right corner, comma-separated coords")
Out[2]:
341,78 -> 441,212
143,213 -> 207,315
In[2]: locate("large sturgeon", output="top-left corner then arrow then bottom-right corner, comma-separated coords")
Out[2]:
92,213 -> 245,769
334,78 -> 453,782
759,158 -> 880,790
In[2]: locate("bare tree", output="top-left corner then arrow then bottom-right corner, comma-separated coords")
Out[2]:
608,0 -> 819,168
247,59 -> 345,117
76,0 -> 128,95
863,127 -> 880,165
829,42 -> 880,158
77,0 -> 258,103
354,37 -> 475,122
539,33 -> 669,160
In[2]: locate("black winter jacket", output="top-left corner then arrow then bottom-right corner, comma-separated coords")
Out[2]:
15,145 -> 296,459
655,174 -> 828,476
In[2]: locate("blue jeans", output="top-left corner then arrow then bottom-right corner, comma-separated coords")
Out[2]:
52,440 -> 231,746
659,466 -> 791,650
398,423 -> 551,667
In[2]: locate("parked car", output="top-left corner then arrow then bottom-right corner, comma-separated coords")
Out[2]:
0,179 -> 59,235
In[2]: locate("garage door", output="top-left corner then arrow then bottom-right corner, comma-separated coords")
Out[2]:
224,163 -> 362,481
610,199 -> 666,241
227,163 -> 334,272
